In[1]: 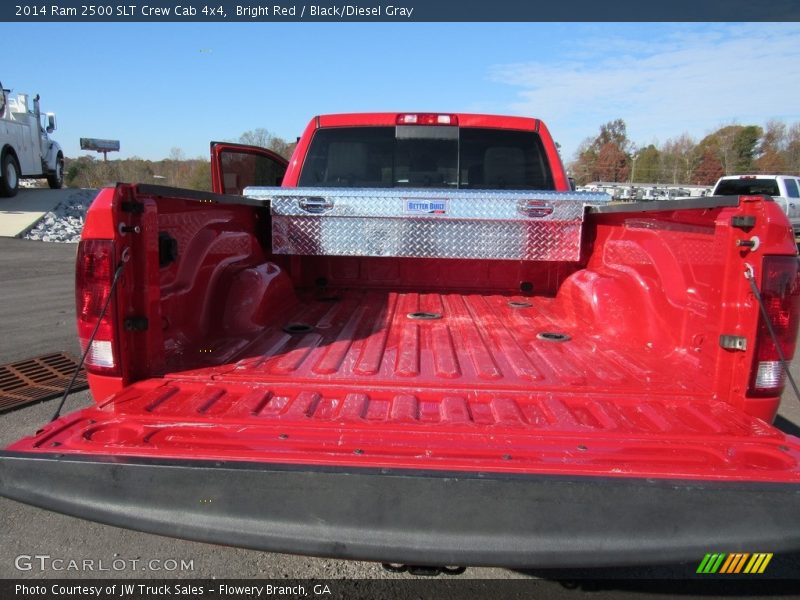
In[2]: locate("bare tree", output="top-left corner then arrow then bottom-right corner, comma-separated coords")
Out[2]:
757,121 -> 787,173
786,123 -> 800,174
237,128 -> 296,159
661,134 -> 697,184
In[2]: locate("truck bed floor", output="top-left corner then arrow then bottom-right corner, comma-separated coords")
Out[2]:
16,289 -> 796,482
176,289 -> 706,396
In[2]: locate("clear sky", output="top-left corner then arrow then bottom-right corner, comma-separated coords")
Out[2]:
3,22 -> 799,163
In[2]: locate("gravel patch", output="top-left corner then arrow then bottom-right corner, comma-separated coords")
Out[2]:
24,188 -> 99,243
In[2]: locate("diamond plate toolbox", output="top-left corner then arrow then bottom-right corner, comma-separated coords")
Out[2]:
244,187 -> 611,261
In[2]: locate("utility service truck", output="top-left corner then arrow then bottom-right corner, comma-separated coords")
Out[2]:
0,80 -> 64,196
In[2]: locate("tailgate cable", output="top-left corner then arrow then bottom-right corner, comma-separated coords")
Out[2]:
744,263 -> 800,403
50,249 -> 129,422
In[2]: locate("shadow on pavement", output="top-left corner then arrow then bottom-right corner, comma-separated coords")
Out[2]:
775,415 -> 800,437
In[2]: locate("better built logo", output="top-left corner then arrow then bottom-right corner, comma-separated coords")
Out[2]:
404,199 -> 448,215
696,553 -> 773,574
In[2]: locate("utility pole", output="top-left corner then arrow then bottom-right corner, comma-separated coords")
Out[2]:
630,154 -> 638,183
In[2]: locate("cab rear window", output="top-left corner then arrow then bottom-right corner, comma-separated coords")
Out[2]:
298,126 -> 553,189
715,179 -> 780,196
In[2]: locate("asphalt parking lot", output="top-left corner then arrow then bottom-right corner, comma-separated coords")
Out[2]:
0,232 -> 798,593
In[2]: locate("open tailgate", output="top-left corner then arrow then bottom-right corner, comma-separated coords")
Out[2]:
2,378 -> 800,568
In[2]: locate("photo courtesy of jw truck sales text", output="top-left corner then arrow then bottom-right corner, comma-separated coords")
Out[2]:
15,584 -> 330,597
1,111 -> 800,572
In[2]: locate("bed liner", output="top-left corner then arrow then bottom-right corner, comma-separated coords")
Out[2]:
169,288 -> 709,395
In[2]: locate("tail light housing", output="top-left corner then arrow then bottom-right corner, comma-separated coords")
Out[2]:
748,256 -> 800,396
75,239 -> 120,375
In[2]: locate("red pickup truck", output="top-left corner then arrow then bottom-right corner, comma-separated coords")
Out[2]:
2,112 -> 800,569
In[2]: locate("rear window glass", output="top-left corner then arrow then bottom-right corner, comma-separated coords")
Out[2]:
298,126 -> 553,189
785,178 -> 800,198
714,179 -> 780,196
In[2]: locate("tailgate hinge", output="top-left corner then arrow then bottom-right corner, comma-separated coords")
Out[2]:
121,201 -> 145,214
124,317 -> 149,332
719,335 -> 747,351
731,215 -> 756,230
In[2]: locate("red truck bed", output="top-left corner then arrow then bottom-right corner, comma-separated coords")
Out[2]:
9,379 -> 799,481
3,115 -> 800,568
177,289 -> 703,394
9,286 -> 799,482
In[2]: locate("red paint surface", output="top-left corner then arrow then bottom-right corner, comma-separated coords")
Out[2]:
32,117 -> 800,485
9,378 -> 800,483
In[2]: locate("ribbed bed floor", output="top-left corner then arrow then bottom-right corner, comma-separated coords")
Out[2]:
14,289 -> 800,480
181,289 -> 707,396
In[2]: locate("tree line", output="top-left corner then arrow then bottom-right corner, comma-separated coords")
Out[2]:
64,129 -> 296,190
63,121 -> 800,190
569,119 -> 800,186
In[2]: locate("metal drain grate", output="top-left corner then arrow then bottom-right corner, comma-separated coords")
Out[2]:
0,352 -> 87,413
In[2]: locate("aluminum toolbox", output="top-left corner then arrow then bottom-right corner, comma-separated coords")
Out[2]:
244,187 -> 610,261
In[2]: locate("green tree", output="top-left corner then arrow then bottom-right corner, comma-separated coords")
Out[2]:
696,124 -> 763,175
732,125 -> 762,172
187,159 -> 212,191
65,153 -> 211,191
65,155 -> 115,187
631,144 -> 661,183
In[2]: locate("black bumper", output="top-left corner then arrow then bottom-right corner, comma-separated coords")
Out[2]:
1,451 -> 799,568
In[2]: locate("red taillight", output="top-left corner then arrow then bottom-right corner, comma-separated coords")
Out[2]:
748,256 -> 800,396
75,240 -> 120,375
396,113 -> 458,126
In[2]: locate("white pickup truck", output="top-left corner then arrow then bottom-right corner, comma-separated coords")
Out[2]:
713,175 -> 800,238
0,82 -> 64,196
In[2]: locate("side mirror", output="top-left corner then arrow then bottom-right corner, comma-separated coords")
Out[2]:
46,113 -> 56,133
